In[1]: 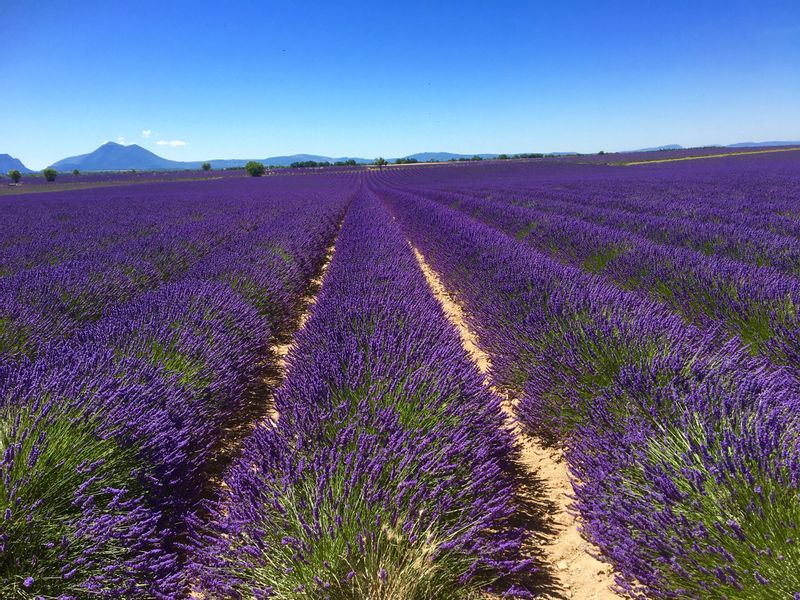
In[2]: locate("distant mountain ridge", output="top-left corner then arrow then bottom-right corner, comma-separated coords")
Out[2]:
50,143 -> 189,171
5,139 -> 796,173
0,154 -> 33,174
49,143 -> 376,171
46,143 -> 506,171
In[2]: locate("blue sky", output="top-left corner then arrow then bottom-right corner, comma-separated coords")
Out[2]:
2,0 -> 799,168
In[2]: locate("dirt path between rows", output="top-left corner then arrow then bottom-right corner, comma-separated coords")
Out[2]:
191,229 -> 340,600
202,228 -> 340,493
411,245 -> 621,600
267,238 -> 337,423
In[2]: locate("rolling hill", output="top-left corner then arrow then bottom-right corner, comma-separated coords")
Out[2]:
50,142 -> 187,171
0,154 -> 34,174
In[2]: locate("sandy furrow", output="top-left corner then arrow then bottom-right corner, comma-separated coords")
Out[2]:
203,227 -> 340,492
267,237 -> 338,423
190,229 -> 341,599
411,245 -> 621,600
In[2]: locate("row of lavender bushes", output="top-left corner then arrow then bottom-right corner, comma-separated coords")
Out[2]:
413,177 -> 800,276
514,193 -> 800,275
0,185 -> 295,367
386,149 -> 800,235
0,178 -> 351,596
380,185 -> 800,598
188,191 -> 533,598
415,186 -> 800,371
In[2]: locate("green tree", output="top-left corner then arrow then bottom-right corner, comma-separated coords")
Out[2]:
497,154 -> 510,160
72,169 -> 80,176
8,170 -> 22,183
201,162 -> 212,171
43,168 -> 57,182
245,161 -> 266,177
374,157 -> 387,169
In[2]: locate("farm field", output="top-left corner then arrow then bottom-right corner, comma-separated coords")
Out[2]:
1,149 -> 799,599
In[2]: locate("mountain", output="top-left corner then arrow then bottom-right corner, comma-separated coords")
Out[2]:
46,144 -> 498,171
47,144 -> 589,172
0,154 -> 34,174
48,144 -> 376,171
50,142 -> 191,171
727,141 -> 800,148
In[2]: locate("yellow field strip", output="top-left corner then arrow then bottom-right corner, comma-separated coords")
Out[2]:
618,146 -> 800,166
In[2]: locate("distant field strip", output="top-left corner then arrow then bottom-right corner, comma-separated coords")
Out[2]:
617,146 -> 800,165
0,175 -> 225,195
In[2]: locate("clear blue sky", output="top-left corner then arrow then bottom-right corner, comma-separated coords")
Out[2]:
2,0 -> 799,168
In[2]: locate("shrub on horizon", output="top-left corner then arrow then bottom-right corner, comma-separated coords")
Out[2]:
43,168 -> 57,182
8,169 -> 21,183
245,161 -> 266,177
201,162 -> 211,171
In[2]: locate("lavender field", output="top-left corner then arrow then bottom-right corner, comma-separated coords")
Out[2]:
1,149 -> 799,598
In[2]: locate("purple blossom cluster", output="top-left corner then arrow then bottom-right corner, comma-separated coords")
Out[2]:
189,190 -> 531,598
522,196 -> 800,275
390,168 -> 800,369
0,174 -> 352,596
411,174 -> 800,274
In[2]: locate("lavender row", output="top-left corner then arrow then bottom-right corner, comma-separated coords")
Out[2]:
189,191 -> 530,598
525,194 -> 800,275
0,173 -> 356,277
0,183 -> 252,277
0,284 -> 266,597
378,185 -> 800,598
0,182 -> 351,596
423,181 -> 800,277
524,160 -> 800,234
0,181 -> 350,366
423,188 -> 800,370
375,149 -> 800,238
